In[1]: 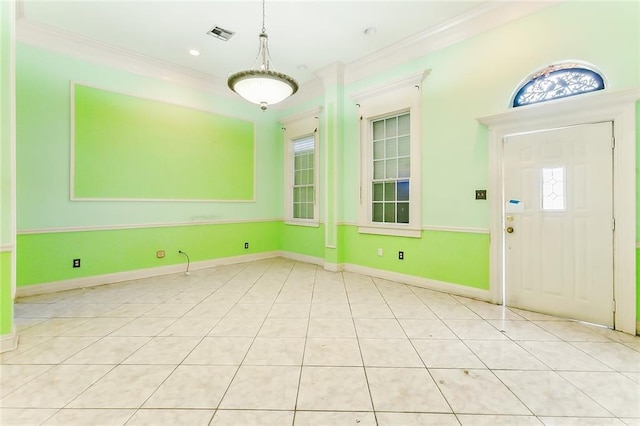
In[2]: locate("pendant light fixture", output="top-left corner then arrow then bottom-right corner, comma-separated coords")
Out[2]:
227,0 -> 298,110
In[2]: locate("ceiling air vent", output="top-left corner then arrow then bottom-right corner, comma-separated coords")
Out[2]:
208,26 -> 235,41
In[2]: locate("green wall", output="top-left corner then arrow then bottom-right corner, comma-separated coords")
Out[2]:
17,221 -> 280,286
0,251 -> 12,334
16,44 -> 283,230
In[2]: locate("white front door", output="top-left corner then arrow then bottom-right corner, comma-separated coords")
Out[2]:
503,122 -> 614,327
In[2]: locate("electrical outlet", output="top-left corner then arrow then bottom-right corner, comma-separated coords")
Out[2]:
398,251 -> 404,260
475,189 -> 487,200
244,242 -> 249,249
156,250 -> 165,258
73,258 -> 81,268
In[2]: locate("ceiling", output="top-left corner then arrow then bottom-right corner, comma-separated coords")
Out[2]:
17,0 -> 555,100
19,1 -> 496,84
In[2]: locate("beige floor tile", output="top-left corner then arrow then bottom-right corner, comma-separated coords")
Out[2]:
558,371 -> 640,417
429,304 -> 481,320
0,365 -> 112,408
0,409 -> 58,426
5,336 -> 99,364
211,410 -> 294,425
123,336 -> 200,364
226,303 -> 272,318
571,342 -> 640,372
309,303 -> 352,318
494,370 -> 612,417
487,320 -> 560,341
67,364 -> 174,409
431,369 -> 530,415
387,303 -> 437,319
538,417 -> 625,425
268,303 -> 311,318
350,303 -> 394,318
99,304 -> 158,318
354,319 -> 406,338
303,338 -> 362,366
367,367 -> 451,413
158,316 -> 220,336
143,365 -> 236,408
400,319 -> 458,339
61,317 -> 132,336
109,317 -> 176,337
457,414 -> 543,425
0,364 -> 53,398
466,340 -> 548,370
296,366 -> 372,411
43,408 -> 134,425
18,318 -> 91,337
359,338 -> 423,367
518,341 -> 612,371
294,411 -> 376,425
412,339 -> 484,368
376,412 -> 460,425
126,409 -> 215,425
243,337 -> 305,365
442,319 -> 508,340
307,318 -> 356,338
219,365 -> 300,409
141,303 -> 195,318
533,321 -> 612,342
258,318 -> 308,337
209,317 -> 264,337
183,337 -> 252,365
64,337 -> 150,364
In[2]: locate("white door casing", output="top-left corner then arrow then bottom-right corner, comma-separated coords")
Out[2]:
503,123 -> 614,326
478,89 -> 639,335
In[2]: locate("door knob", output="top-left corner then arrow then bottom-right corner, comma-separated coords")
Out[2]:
506,226 -> 514,233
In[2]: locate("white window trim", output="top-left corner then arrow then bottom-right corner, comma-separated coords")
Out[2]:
352,71 -> 429,238
282,107 -> 322,226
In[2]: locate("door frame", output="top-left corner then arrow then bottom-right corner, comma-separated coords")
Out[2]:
478,89 -> 639,334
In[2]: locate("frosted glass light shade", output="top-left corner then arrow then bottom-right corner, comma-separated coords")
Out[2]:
228,70 -> 298,110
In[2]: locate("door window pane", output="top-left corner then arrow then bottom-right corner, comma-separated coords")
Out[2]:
541,167 -> 565,210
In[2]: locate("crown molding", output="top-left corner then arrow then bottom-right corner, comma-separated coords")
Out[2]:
15,1 -> 557,107
344,1 -> 558,85
16,18 -> 236,99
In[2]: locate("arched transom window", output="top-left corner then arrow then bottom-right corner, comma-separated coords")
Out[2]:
512,62 -> 606,108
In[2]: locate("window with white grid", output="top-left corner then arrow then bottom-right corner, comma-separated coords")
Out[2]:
293,135 -> 315,220
371,112 -> 410,224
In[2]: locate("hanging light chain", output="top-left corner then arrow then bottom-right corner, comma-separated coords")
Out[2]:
261,0 -> 267,34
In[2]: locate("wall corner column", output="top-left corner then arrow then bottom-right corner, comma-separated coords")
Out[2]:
316,63 -> 345,271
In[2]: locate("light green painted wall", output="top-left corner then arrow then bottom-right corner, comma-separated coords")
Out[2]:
73,84 -> 256,201
0,251 -> 12,334
16,43 -> 283,231
17,221 -> 280,286
280,223 -> 325,260
340,226 -> 489,289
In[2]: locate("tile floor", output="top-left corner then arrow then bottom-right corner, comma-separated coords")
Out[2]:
1,258 -> 639,425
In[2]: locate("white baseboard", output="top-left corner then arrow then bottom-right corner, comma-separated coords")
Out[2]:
278,251 -> 324,267
15,251 -> 280,298
342,263 -> 492,302
0,327 -> 18,353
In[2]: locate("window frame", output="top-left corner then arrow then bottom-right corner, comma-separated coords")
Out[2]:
353,71 -> 426,238
282,108 -> 322,227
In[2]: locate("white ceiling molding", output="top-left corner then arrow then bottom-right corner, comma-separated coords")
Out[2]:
15,1 -> 557,107
344,1 -> 558,85
16,18 -> 232,99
